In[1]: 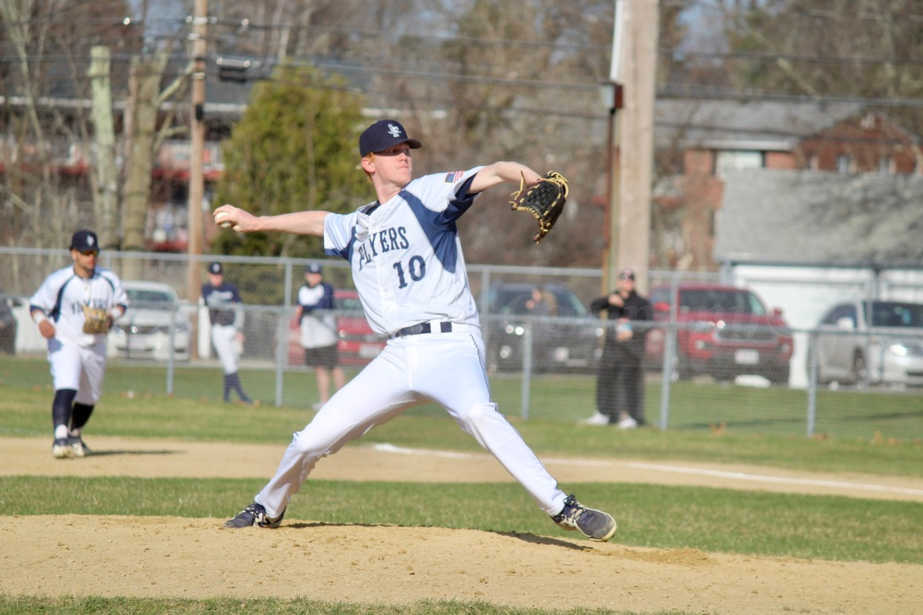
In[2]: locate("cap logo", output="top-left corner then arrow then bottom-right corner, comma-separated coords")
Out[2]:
387,123 -> 402,138
87,236 -> 95,247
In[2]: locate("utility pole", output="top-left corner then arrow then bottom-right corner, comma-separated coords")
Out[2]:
605,0 -> 658,294
186,0 -> 207,357
88,46 -> 118,250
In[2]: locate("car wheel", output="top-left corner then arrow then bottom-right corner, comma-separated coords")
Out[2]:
813,350 -> 827,385
768,365 -> 790,385
674,356 -> 693,381
850,351 -> 867,386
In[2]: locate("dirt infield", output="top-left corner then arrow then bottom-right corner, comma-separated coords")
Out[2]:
3,436 -> 923,613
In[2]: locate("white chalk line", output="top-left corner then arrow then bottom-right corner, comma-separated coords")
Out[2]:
624,461 -> 923,497
372,443 -> 923,497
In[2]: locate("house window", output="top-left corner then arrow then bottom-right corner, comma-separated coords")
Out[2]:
836,155 -> 852,174
715,150 -> 764,178
878,156 -> 893,174
808,154 -> 819,170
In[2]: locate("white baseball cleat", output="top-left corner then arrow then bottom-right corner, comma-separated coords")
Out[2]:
617,416 -> 638,429
52,438 -> 73,459
579,411 -> 610,426
551,494 -> 617,541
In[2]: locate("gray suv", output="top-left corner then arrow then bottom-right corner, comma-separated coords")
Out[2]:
814,300 -> 923,386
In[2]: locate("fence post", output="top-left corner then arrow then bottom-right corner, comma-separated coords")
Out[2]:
166,301 -> 176,396
520,322 -> 532,419
480,267 -> 491,350
274,306 -> 286,407
276,260 -> 295,408
659,322 -> 675,430
806,330 -> 818,437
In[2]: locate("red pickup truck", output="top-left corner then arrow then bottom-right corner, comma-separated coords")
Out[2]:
645,283 -> 794,385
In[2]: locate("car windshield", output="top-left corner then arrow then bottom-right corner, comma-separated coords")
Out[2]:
550,289 -> 588,317
867,301 -> 923,327
679,289 -> 766,315
490,286 -> 587,317
125,288 -> 175,307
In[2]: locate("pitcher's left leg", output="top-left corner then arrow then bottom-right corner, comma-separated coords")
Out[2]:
412,334 -> 567,516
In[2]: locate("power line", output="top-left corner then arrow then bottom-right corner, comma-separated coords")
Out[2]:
659,85 -> 923,109
664,49 -> 923,67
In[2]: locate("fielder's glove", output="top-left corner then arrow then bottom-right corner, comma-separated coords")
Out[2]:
509,171 -> 569,244
82,305 -> 111,334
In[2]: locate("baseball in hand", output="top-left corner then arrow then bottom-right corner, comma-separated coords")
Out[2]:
214,211 -> 234,229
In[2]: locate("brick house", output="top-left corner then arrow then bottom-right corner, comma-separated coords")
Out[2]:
653,100 -> 921,271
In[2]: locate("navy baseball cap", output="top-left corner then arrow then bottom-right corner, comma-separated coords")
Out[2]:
358,119 -> 422,157
208,262 -> 223,275
306,263 -> 322,274
70,229 -> 99,253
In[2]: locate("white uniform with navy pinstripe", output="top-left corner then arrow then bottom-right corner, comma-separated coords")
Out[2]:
253,168 -> 568,518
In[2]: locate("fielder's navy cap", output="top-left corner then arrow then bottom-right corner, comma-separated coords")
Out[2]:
208,261 -> 223,275
358,119 -> 422,157
70,230 -> 99,252
306,263 -> 322,274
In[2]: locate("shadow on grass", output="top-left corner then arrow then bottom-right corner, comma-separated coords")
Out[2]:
86,448 -> 179,457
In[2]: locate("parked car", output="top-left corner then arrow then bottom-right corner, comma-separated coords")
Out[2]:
814,299 -> 923,386
646,283 -> 794,384
108,281 -> 190,361
486,282 -> 604,372
288,289 -> 384,367
0,291 -> 19,354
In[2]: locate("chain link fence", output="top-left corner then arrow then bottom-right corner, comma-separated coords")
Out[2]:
2,247 -> 921,440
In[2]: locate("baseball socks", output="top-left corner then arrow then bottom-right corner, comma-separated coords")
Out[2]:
225,372 -> 253,404
51,389 -> 77,458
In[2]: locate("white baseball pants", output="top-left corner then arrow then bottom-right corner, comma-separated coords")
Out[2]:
255,327 -> 568,518
47,338 -> 107,405
211,324 -> 240,374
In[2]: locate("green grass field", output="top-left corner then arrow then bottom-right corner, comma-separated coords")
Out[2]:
1,355 -> 922,614
2,356 -> 921,477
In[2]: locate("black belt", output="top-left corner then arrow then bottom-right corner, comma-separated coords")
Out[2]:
392,321 -> 453,338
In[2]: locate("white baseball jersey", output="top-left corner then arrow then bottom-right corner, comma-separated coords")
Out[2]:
30,265 -> 127,401
30,265 -> 128,348
297,283 -> 337,348
323,167 -> 483,335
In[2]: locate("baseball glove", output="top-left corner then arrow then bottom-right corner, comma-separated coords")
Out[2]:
509,171 -> 569,244
82,305 -> 111,335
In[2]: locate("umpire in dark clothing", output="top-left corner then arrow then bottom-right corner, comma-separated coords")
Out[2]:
584,268 -> 653,428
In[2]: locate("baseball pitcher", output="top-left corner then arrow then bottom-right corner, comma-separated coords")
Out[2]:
214,119 -> 615,541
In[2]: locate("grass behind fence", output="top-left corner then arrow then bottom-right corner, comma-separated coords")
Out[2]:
1,356 -> 921,477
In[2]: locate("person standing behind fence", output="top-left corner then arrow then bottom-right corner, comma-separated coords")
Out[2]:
29,229 -> 128,458
582,268 -> 653,428
201,261 -> 253,404
296,263 -> 345,409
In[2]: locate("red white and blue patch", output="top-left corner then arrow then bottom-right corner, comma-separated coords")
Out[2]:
444,171 -> 464,183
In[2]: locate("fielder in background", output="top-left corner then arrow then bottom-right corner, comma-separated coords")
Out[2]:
582,267 -> 653,428
296,263 -> 345,409
29,229 -> 128,458
214,118 -> 617,541
201,261 -> 253,404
